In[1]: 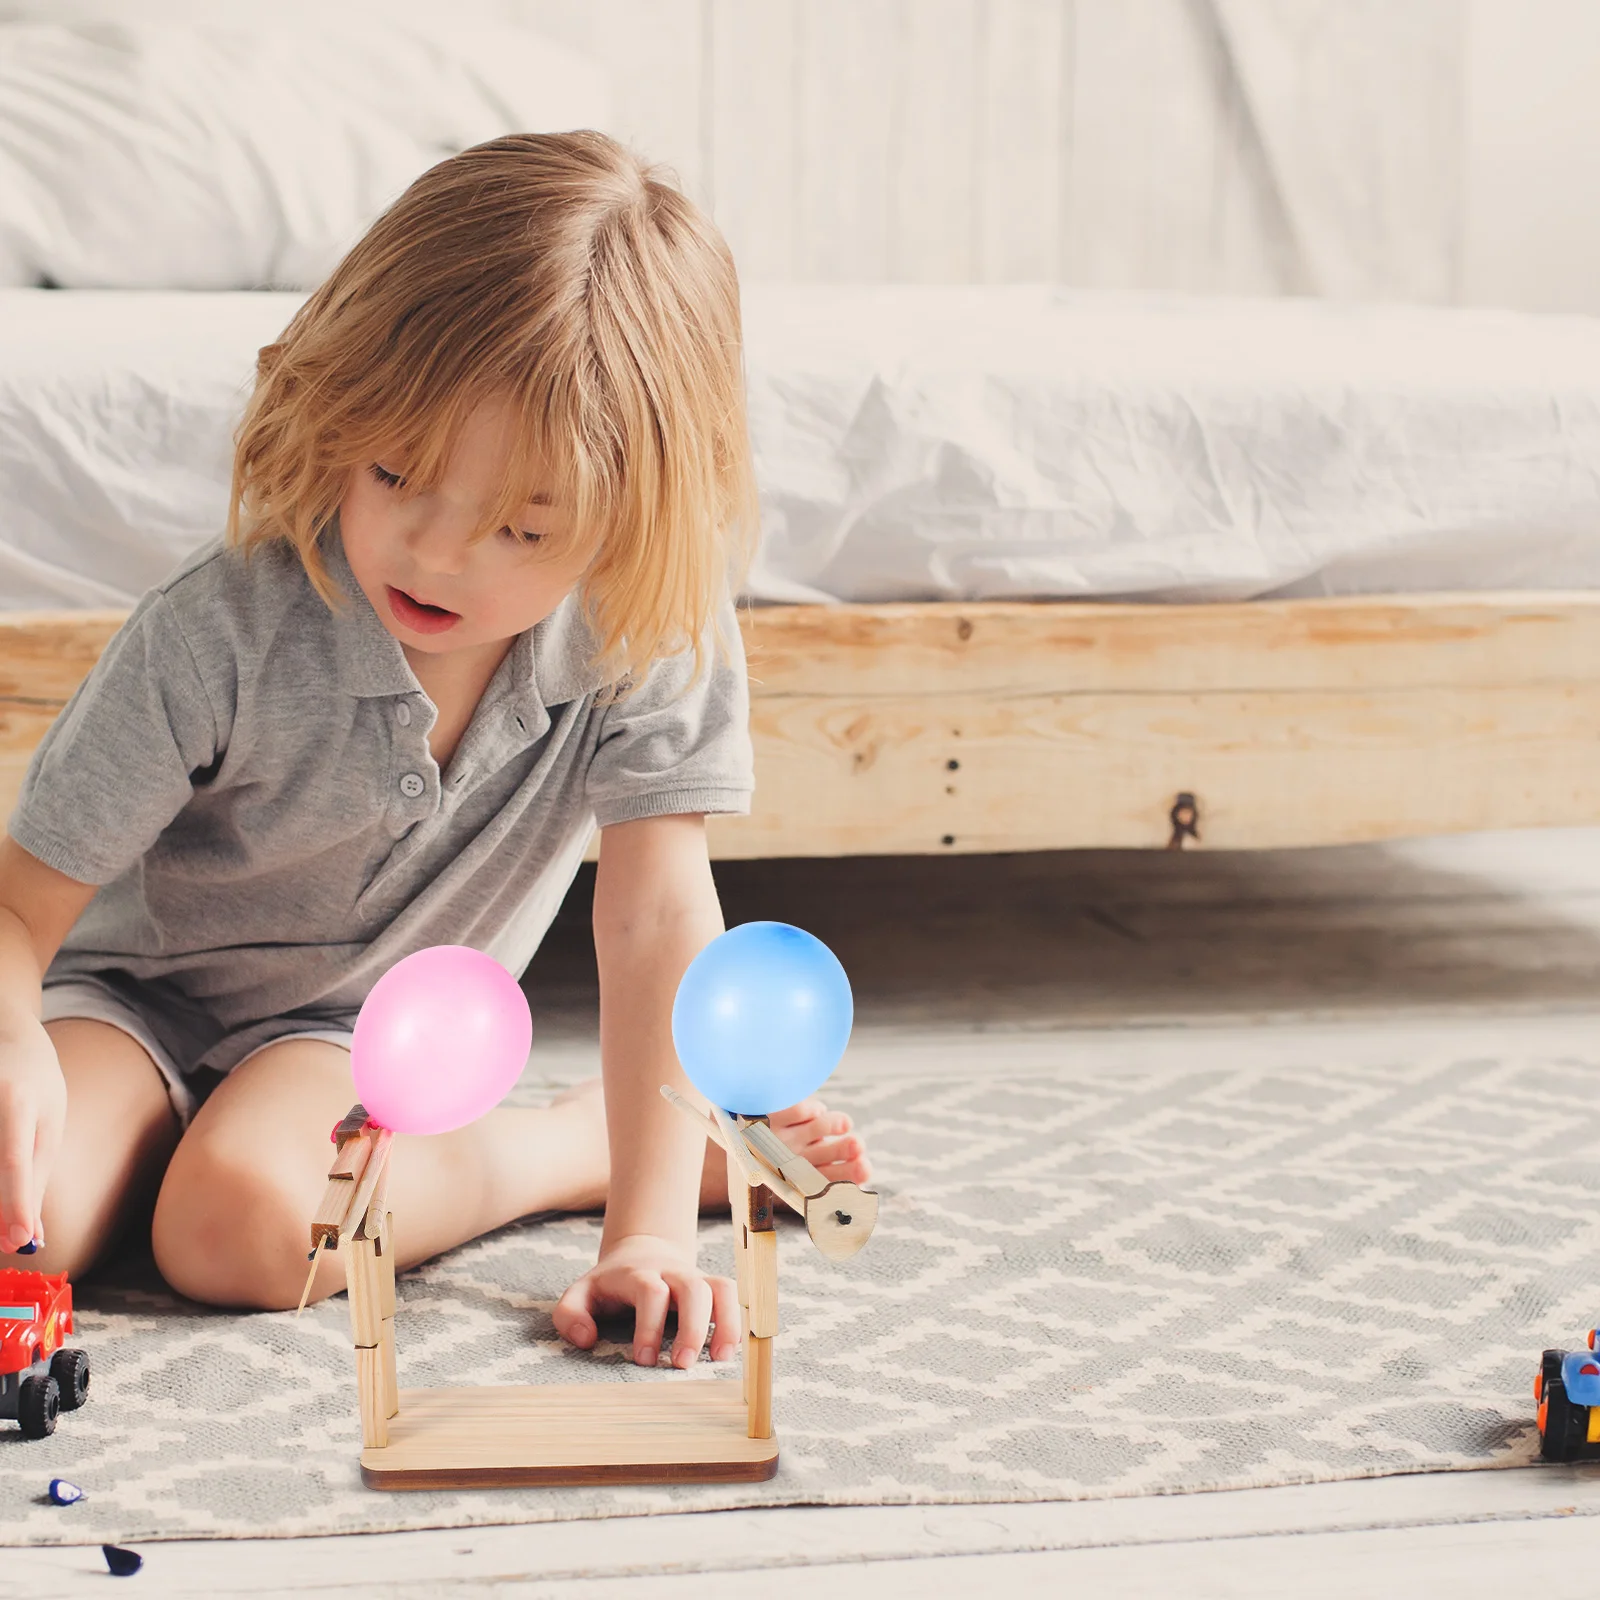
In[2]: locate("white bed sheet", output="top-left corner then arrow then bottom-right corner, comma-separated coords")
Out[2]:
3,285 -> 1600,611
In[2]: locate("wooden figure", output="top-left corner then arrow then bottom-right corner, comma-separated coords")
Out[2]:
303,1090 -> 877,1489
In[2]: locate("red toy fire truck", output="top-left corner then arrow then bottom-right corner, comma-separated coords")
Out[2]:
0,1269 -> 90,1439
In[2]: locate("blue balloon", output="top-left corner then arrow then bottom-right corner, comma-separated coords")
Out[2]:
672,922 -> 853,1115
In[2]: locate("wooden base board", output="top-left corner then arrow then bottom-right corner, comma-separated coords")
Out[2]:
359,1381 -> 780,1490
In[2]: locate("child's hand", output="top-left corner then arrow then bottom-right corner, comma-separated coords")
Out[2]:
553,1233 -> 742,1369
0,1018 -> 66,1252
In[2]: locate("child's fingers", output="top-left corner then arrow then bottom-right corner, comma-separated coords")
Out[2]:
551,1279 -> 600,1349
708,1274 -> 742,1363
31,1117 -> 58,1251
0,1104 -> 35,1252
663,1272 -> 712,1370
629,1276 -> 671,1368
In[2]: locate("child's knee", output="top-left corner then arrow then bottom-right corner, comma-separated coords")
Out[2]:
150,1134 -> 308,1309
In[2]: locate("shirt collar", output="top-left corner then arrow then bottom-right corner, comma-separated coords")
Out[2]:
322,522 -> 607,726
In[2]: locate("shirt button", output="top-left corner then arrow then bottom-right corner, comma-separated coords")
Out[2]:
398,772 -> 425,799
395,702 -> 412,727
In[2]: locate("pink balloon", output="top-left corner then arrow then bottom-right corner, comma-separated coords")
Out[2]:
351,946 -> 531,1135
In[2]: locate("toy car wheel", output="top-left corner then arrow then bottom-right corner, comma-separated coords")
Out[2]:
1542,1348 -> 1566,1391
1541,1376 -> 1590,1462
17,1373 -> 60,1440
50,1349 -> 89,1410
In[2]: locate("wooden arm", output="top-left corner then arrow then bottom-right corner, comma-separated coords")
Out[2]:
660,1084 -> 878,1259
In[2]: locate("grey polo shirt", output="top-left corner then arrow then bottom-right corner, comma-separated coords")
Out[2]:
8,532 -> 753,1074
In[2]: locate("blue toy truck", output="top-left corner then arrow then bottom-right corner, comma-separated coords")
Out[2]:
1537,1329 -> 1600,1461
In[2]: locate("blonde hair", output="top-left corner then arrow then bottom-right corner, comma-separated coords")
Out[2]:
227,130 -> 759,688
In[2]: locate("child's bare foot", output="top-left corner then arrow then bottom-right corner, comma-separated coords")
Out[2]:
697,1095 -> 870,1210
542,1079 -> 871,1213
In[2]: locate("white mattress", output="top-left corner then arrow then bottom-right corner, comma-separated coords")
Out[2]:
4,284 -> 1600,611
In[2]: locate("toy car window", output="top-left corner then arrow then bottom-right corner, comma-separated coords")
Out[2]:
0,1305 -> 36,1319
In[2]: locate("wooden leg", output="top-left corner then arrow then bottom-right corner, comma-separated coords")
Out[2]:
742,1179 -> 777,1441
746,1335 -> 773,1440
377,1212 -> 398,1420
346,1237 -> 388,1448
356,1345 -> 388,1449
729,1154 -> 751,1403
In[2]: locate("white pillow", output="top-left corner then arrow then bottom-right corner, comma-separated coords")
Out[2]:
0,19 -> 611,289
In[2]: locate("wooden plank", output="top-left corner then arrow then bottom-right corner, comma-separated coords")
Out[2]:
379,1317 -> 399,1420
743,1177 -> 776,1440
804,1181 -> 880,1262
12,595 -> 1600,859
415,1518 -> 1600,1597
745,1228 -> 778,1339
0,610 -> 125,699
742,594 -> 1600,697
345,1238 -> 385,1350
740,1116 -> 830,1198
744,1336 -> 773,1440
717,679 -> 1600,856
17,594 -> 1598,711
16,1448 -> 1600,1593
310,1181 -> 360,1252
342,1129 -> 392,1244
377,1215 -> 397,1319
360,1382 -> 779,1488
355,1345 -> 389,1450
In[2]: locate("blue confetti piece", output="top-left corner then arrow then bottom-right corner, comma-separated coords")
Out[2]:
47,1478 -> 85,1506
102,1545 -> 142,1577
16,1238 -> 37,1255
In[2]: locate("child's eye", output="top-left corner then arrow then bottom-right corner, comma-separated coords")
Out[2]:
500,525 -> 545,546
369,463 -> 405,490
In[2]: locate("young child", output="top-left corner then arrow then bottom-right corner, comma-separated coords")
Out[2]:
0,131 -> 869,1373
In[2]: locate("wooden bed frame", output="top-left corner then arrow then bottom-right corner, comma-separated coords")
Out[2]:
4,592 -> 1600,858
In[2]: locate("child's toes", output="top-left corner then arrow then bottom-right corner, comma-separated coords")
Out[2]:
804,1136 -> 871,1185
770,1097 -> 825,1132
826,1151 -> 872,1185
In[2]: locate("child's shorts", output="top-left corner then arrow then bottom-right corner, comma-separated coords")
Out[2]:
41,973 -> 357,1129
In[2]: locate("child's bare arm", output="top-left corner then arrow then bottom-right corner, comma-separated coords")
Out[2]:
0,835 -> 96,1250
551,813 -> 740,1369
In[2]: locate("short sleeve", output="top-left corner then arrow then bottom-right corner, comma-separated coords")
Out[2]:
585,597 -> 754,829
7,590 -> 221,884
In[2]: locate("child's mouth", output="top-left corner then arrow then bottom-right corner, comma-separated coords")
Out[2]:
386,585 -> 461,635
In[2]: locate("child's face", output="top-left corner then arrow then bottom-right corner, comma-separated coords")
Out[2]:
338,397 -> 595,657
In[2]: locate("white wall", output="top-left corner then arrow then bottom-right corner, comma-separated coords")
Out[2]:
16,0 -> 1599,310
1463,0 -> 1600,312
523,0 -> 1471,301
522,0 -> 1600,313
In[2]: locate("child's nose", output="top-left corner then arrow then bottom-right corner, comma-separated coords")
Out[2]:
404,511 -> 472,575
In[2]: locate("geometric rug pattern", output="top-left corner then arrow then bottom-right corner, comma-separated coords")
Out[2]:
4,1044 -> 1585,1545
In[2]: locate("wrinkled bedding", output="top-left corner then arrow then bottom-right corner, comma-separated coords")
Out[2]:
4,284 -> 1600,611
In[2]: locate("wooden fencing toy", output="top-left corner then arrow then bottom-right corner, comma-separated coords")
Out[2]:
303,1090 -> 877,1490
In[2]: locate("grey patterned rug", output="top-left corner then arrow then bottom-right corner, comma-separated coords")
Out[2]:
2,1032 -> 1585,1546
